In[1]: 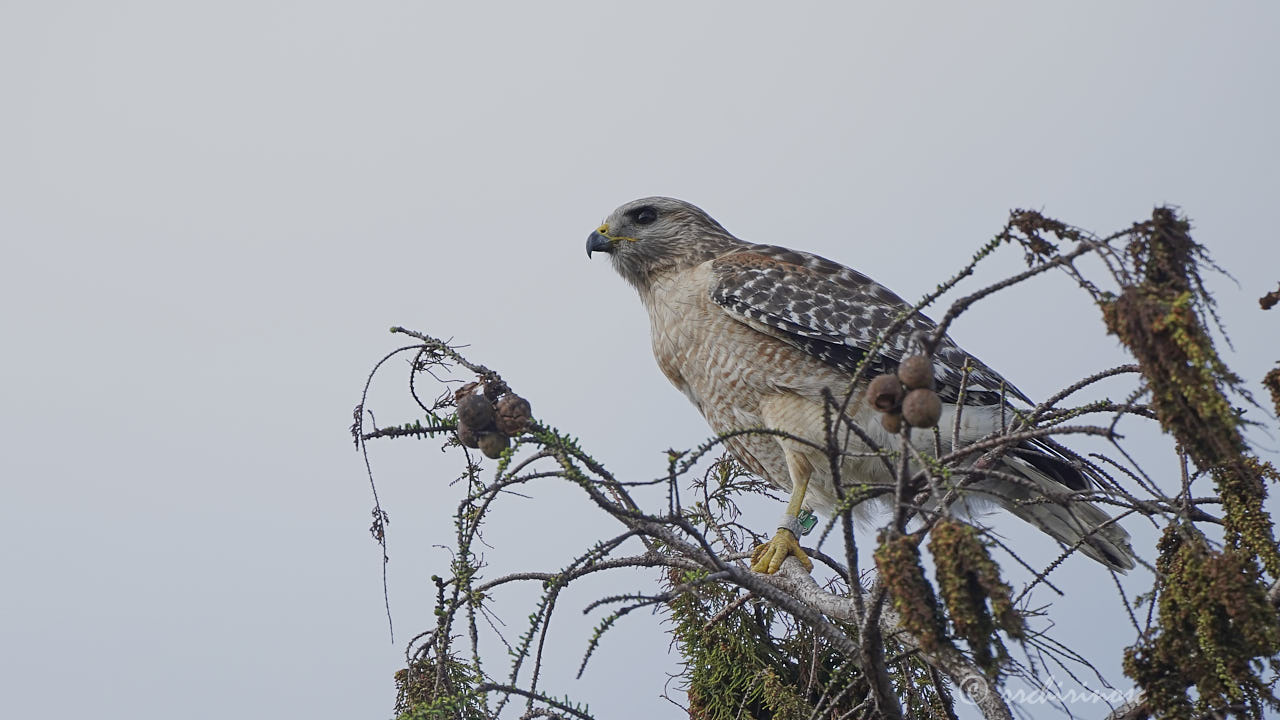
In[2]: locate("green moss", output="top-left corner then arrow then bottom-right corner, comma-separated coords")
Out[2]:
1096,209 -> 1280,718
928,520 -> 1024,676
1264,364 -> 1280,426
1099,209 -> 1280,575
875,531 -> 947,655
1123,525 -> 1280,719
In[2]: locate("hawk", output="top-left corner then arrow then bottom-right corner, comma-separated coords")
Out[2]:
586,196 -> 1135,574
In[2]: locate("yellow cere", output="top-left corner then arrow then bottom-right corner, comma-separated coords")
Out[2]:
596,223 -> 639,243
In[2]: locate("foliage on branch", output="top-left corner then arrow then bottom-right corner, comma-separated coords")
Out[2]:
395,652 -> 488,720
667,560 -> 957,720
928,519 -> 1025,675
1095,210 -> 1279,576
1124,524 -> 1280,719
668,566 -> 857,720
874,531 -> 946,655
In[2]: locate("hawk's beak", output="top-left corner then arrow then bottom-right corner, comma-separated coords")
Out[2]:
586,230 -> 614,258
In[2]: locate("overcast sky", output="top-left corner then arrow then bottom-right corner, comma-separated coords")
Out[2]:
3,3 -> 1278,719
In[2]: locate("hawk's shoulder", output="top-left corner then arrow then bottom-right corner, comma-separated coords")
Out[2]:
706,244 -> 1029,406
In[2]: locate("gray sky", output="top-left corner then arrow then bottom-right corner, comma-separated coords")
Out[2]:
2,2 -> 1278,718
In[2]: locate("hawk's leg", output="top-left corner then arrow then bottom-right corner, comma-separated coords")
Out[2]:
750,447 -> 815,574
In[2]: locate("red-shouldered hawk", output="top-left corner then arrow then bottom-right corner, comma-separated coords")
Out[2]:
587,196 -> 1134,574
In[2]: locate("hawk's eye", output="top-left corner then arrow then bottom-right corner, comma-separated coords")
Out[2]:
634,206 -> 658,225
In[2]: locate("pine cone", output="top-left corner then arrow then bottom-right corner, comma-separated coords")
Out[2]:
897,355 -> 934,391
456,393 -> 497,433
456,420 -> 480,448
494,394 -> 532,435
483,377 -> 511,403
902,388 -> 942,428
867,373 -> 904,413
477,432 -> 510,459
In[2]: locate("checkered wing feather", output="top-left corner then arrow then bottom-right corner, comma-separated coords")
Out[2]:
708,244 -> 1031,406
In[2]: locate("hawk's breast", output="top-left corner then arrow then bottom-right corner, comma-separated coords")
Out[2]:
640,262 -> 849,492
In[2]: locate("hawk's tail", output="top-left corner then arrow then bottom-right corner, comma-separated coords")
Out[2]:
981,453 -> 1137,572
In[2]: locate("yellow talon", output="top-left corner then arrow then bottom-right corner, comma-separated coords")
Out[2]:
750,527 -> 814,574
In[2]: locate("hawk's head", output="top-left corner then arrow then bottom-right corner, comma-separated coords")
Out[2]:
587,197 -> 739,290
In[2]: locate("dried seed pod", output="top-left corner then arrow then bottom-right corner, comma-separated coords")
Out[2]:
477,432 -> 510,459
483,377 -> 511,402
454,382 -> 481,402
494,393 -> 532,435
881,412 -> 903,434
902,388 -> 943,428
456,420 -> 480,448
456,393 -> 497,432
897,354 -> 935,391
867,373 -> 904,413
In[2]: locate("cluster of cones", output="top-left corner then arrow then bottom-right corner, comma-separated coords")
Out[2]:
454,378 -> 532,459
866,355 -> 943,432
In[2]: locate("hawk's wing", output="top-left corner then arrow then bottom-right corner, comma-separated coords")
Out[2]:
704,244 -> 1131,566
708,244 -> 1031,406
